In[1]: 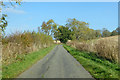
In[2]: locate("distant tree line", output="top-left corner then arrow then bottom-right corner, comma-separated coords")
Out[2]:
1,1 -> 119,44
41,18 -> 119,43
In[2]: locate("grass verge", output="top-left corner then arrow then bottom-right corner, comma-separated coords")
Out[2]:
63,44 -> 119,80
2,44 -> 56,78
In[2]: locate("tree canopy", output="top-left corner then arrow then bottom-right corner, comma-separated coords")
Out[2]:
102,28 -> 111,37
111,27 -> 119,36
54,26 -> 73,43
41,19 -> 57,36
40,18 -> 118,43
0,0 -> 22,35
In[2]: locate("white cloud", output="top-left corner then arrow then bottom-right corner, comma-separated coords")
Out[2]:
4,8 -> 26,14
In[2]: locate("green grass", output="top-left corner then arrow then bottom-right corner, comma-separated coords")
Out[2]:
2,44 -> 56,78
63,44 -> 120,80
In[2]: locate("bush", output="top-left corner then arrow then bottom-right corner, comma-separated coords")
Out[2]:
2,31 -> 53,65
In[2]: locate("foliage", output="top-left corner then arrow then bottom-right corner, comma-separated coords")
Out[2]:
41,19 -> 57,36
66,18 -> 90,41
52,18 -> 118,42
54,26 -> 73,43
0,0 -> 22,35
111,27 -> 119,36
111,30 -> 118,36
2,30 -> 53,65
53,18 -> 103,42
63,44 -> 119,79
102,28 -> 111,37
95,30 -> 102,38
0,14 -> 7,32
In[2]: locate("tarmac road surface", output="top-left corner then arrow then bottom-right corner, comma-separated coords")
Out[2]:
18,45 -> 94,79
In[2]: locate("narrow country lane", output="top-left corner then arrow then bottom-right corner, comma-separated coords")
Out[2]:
18,45 -> 94,79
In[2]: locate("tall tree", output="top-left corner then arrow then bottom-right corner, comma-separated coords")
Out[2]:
41,21 -> 48,34
66,18 -> 90,41
111,27 -> 119,36
95,30 -> 102,38
54,26 -> 73,43
102,28 -> 111,37
41,19 -> 57,36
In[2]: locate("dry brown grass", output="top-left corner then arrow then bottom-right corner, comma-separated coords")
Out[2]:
67,35 -> 119,63
2,31 -> 53,65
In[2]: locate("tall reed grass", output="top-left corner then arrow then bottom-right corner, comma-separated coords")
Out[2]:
67,36 -> 119,63
2,31 -> 53,65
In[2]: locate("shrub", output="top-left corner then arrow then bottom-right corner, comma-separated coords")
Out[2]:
2,31 -> 53,65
